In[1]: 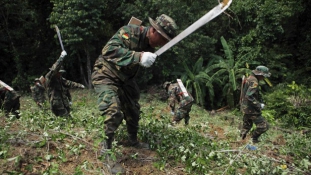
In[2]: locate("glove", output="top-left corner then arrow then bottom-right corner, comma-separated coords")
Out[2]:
260,103 -> 265,109
139,52 -> 157,68
69,101 -> 72,106
80,85 -> 85,89
60,50 -> 67,58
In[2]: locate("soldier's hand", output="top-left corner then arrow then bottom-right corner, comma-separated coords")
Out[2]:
60,50 -> 67,58
260,103 -> 265,109
139,52 -> 157,67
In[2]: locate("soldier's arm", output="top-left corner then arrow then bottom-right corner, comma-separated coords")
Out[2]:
45,57 -> 64,86
245,82 -> 261,109
62,78 -> 84,89
102,26 -> 141,66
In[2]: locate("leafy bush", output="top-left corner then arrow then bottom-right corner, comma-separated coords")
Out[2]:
265,82 -> 311,128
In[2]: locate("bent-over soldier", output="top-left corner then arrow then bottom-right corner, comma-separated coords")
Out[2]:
0,81 -> 21,118
92,14 -> 178,174
30,78 -> 46,108
163,81 -> 194,125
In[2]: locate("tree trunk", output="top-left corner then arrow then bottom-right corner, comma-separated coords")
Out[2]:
84,47 -> 92,89
77,53 -> 88,86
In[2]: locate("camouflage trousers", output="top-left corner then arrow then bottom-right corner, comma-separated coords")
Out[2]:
172,102 -> 193,125
50,98 -> 70,117
94,80 -> 140,140
241,114 -> 269,138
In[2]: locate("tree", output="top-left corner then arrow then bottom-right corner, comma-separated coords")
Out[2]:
177,57 -> 215,107
49,0 -> 116,88
0,0 -> 55,90
206,36 -> 257,108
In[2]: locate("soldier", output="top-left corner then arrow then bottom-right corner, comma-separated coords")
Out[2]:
240,65 -> 271,143
45,51 -> 85,117
163,81 -> 194,125
0,82 -> 21,118
92,14 -> 178,174
30,78 -> 46,108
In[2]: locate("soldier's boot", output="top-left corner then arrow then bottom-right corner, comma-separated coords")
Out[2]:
100,138 -> 125,175
184,120 -> 189,126
240,133 -> 247,140
184,116 -> 190,126
128,134 -> 149,149
251,134 -> 261,144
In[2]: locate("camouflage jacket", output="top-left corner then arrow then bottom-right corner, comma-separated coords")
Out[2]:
45,58 -> 84,105
167,83 -> 194,111
0,85 -> 20,108
92,25 -> 154,84
30,83 -> 46,103
241,74 -> 262,114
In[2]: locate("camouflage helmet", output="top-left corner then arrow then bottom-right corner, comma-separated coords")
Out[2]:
163,81 -> 171,89
149,14 -> 178,41
34,78 -> 40,82
252,66 -> 271,77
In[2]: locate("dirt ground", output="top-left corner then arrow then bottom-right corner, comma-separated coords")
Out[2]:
1,115 -> 292,175
0,116 -> 189,175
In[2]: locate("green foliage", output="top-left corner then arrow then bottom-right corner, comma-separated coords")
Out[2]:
265,82 -> 311,128
1,90 -> 311,174
205,36 -> 257,108
283,133 -> 311,162
178,57 -> 214,107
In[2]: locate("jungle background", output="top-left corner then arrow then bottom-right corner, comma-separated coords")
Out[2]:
1,0 -> 311,174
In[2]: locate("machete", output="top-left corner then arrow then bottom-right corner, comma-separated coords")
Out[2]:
0,80 -> 14,91
155,0 -> 232,56
54,25 -> 65,51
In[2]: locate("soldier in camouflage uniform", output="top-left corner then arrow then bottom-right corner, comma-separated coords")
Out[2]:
163,81 -> 194,125
0,82 -> 21,118
92,14 -> 178,174
240,66 -> 271,143
45,51 -> 85,117
30,78 -> 46,108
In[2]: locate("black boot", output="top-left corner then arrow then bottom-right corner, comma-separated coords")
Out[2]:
240,133 -> 247,140
100,137 -> 113,155
128,134 -> 149,149
252,134 -> 261,144
100,138 -> 125,175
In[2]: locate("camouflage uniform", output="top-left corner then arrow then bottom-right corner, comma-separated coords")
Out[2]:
92,14 -> 178,150
240,66 -> 271,143
45,58 -> 84,117
30,79 -> 46,108
0,84 -> 21,118
165,82 -> 194,125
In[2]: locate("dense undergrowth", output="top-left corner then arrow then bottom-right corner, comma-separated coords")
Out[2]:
0,89 -> 310,175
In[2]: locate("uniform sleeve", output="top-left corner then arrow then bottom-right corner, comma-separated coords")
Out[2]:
62,78 -> 83,89
245,81 -> 261,109
45,58 -> 63,86
102,26 -> 141,66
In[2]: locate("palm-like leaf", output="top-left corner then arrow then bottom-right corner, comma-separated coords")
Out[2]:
181,57 -> 214,106
205,36 -> 254,108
